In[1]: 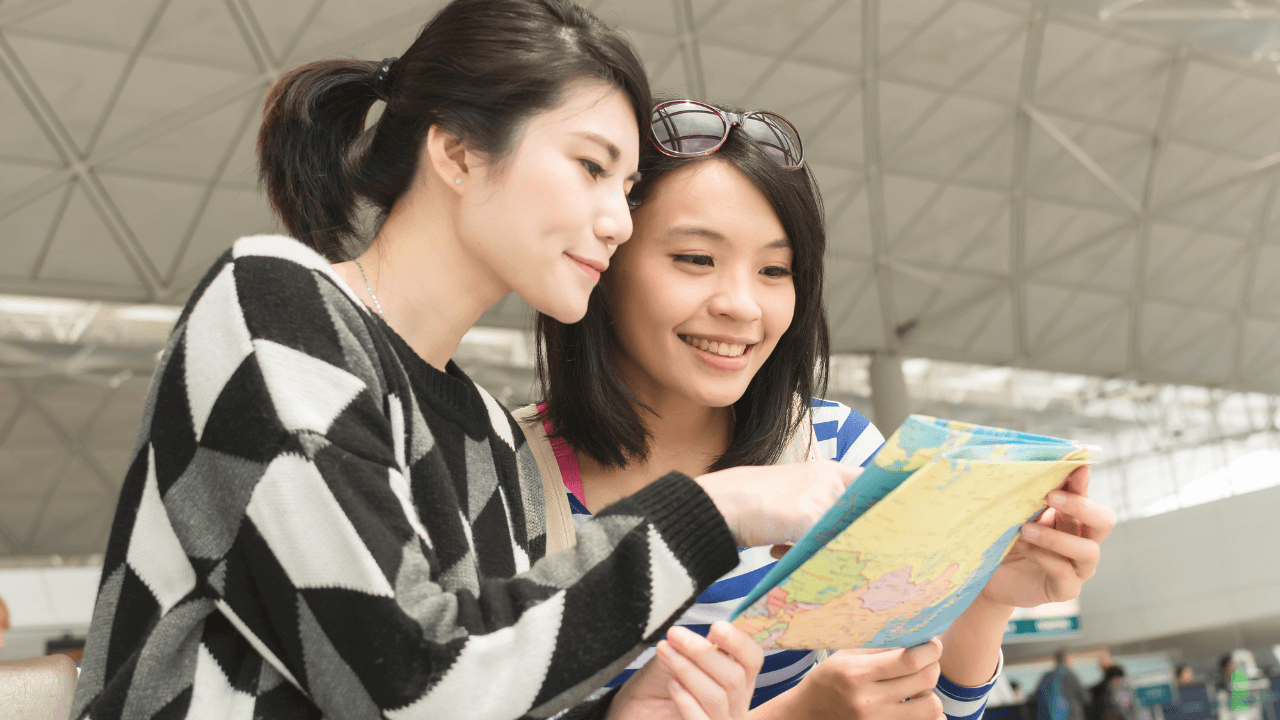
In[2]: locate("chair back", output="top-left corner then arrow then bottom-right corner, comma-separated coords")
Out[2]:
0,654 -> 78,720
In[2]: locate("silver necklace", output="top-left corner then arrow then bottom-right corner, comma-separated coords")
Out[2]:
353,259 -> 384,317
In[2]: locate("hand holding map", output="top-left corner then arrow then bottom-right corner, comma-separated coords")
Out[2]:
731,415 -> 1097,650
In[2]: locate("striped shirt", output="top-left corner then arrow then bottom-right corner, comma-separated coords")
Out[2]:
555,399 -> 1001,715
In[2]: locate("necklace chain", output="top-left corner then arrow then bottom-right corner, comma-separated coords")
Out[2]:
353,259 -> 384,317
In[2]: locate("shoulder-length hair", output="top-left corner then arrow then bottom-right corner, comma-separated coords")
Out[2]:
536,102 -> 830,471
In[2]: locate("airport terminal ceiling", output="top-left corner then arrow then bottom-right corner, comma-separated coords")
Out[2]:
4,0 -> 1280,557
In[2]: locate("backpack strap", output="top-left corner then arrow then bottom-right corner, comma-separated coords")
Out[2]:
513,405 -> 577,556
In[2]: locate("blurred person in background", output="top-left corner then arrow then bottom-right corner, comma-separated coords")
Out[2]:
1038,649 -> 1089,720
0,595 -> 8,651
1176,665 -> 1195,685
1093,666 -> 1138,720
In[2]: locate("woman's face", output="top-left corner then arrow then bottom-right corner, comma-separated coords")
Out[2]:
607,159 -> 796,409
458,80 -> 640,323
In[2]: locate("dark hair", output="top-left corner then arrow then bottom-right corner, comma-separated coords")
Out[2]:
536,100 -> 830,471
258,0 -> 650,261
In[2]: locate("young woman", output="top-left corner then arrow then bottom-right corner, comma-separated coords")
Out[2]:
526,99 -> 1117,719
69,5 -> 860,719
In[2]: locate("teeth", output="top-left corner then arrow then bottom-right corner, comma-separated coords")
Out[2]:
680,335 -> 748,358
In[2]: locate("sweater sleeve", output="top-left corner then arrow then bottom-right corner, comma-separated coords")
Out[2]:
146,243 -> 740,719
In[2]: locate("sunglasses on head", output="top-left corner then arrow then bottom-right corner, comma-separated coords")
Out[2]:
649,100 -> 805,170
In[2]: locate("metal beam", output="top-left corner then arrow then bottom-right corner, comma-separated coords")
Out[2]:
1011,8 -> 1047,365
1022,103 -> 1142,214
862,0 -> 898,351
1128,47 -> 1189,377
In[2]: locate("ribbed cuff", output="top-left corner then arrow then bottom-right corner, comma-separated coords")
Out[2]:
613,471 -> 739,589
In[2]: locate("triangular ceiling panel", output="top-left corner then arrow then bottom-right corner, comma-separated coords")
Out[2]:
99,94 -> 258,183
1024,283 -> 1128,369
8,0 -> 163,49
97,172 -> 208,282
697,0 -> 843,58
881,84 -> 1013,184
0,185 -> 72,279
28,381 -> 115,435
4,34 -> 130,154
1172,61 -> 1280,157
697,43 -> 775,101
1025,200 -> 1135,291
1145,224 -> 1247,310
1025,113 -> 1149,212
1150,140 -> 1255,210
748,59 -> 856,126
825,262 -> 885,351
908,287 -> 1014,360
882,1 -> 1027,104
591,0 -> 681,35
243,0 -> 325,64
92,55 -> 252,155
0,409 -> 70,497
1159,174 -> 1268,238
824,185 -> 873,259
1249,245 -> 1280,316
0,62 -> 61,163
1140,302 -> 1233,381
0,161 -> 59,207
1242,319 -> 1280,387
888,183 -> 1011,275
790,0 -> 860,73
37,185 -> 142,287
143,0 -> 261,72
167,185 -> 275,298
1035,21 -> 1169,131
287,0 -> 440,60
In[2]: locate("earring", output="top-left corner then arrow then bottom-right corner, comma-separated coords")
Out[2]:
455,178 -> 462,185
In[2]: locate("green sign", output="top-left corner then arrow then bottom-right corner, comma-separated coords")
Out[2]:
1135,684 -> 1174,707
1004,616 -> 1080,639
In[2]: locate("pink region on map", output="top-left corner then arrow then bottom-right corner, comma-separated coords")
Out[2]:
860,568 -> 926,611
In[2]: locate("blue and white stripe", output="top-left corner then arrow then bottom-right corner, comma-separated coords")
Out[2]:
569,399 -> 1000,714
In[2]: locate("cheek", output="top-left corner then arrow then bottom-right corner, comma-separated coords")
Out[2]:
762,288 -> 797,352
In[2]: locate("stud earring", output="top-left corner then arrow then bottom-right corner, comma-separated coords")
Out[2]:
455,178 -> 462,185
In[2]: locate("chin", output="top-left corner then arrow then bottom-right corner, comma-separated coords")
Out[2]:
689,386 -> 749,409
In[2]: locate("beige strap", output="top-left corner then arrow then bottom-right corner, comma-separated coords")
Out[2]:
513,405 -> 577,555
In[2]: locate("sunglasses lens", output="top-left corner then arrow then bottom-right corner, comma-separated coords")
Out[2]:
652,102 -> 728,156
741,113 -> 804,168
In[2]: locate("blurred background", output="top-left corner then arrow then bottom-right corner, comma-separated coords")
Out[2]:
1,0 -> 1280,716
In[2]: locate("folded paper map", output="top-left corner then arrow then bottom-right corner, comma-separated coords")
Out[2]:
730,415 -> 1096,650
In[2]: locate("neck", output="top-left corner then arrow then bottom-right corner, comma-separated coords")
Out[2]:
337,179 -> 508,369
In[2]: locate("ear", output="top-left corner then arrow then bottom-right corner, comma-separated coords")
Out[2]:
423,124 -> 478,194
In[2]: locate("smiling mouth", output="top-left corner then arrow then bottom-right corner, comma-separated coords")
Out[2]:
679,334 -> 752,358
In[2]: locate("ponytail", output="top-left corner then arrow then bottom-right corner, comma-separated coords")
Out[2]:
256,0 -> 651,261
257,59 -> 383,262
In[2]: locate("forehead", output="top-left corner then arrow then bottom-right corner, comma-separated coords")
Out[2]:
638,160 -> 788,247
518,80 -> 639,157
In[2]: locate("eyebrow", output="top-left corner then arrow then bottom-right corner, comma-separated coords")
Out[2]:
669,226 -> 791,250
573,131 -> 642,182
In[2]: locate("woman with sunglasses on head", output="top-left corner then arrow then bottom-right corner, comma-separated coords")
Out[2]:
70,4 -> 864,719
523,99 -> 1117,720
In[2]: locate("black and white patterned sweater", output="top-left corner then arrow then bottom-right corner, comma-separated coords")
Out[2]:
72,235 -> 740,720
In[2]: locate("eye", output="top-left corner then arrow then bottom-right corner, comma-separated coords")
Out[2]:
761,265 -> 793,278
673,254 -> 714,267
580,158 -> 606,178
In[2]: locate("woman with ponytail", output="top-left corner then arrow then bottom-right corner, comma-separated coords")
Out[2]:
71,2 -> 861,719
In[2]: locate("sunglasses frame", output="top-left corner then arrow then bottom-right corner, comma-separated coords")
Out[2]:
649,99 -> 806,170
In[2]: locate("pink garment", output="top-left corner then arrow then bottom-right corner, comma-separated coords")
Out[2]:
538,403 -> 587,506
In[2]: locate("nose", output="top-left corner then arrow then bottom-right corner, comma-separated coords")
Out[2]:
707,267 -> 762,323
595,186 -> 634,249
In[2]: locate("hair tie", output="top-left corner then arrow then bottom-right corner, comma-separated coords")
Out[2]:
372,57 -> 398,100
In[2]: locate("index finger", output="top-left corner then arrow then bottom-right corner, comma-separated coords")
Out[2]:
869,638 -> 943,681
